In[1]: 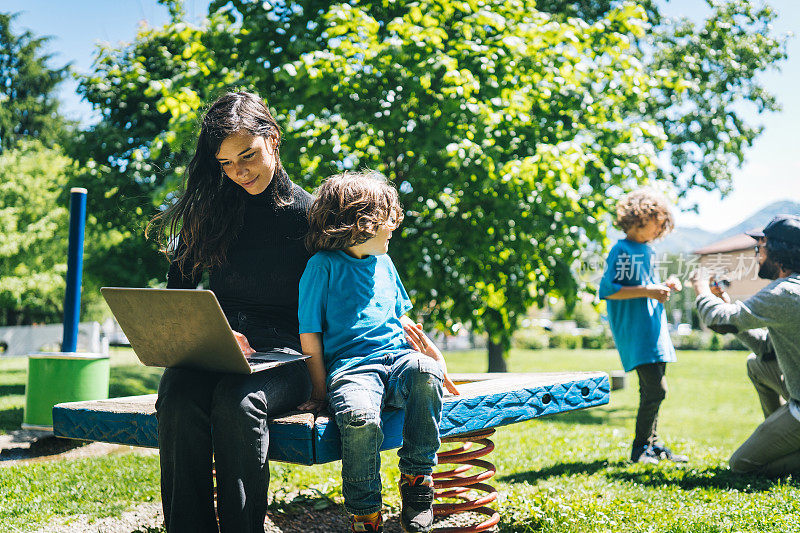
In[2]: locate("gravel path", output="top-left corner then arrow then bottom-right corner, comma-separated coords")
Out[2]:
4,432 -> 495,532
34,505 -> 491,533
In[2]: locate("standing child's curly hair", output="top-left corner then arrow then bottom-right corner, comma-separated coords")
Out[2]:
615,188 -> 675,239
306,170 -> 404,254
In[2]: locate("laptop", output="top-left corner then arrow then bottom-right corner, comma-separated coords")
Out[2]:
101,287 -> 308,374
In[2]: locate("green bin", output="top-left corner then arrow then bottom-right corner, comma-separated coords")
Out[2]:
23,352 -> 110,430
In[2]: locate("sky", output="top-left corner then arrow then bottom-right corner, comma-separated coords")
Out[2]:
5,0 -> 799,233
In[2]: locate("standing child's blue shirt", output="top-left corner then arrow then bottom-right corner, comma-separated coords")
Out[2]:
298,250 -> 413,381
599,238 -> 676,372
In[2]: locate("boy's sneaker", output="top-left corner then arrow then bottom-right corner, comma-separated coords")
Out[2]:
350,511 -> 383,533
630,444 -> 659,464
399,474 -> 435,533
651,443 -> 689,463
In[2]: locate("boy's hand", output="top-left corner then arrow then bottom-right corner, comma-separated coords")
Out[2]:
298,397 -> 327,414
645,284 -> 671,303
665,275 -> 682,292
688,269 -> 713,296
403,321 -> 426,353
441,373 -> 461,396
404,322 -> 461,396
709,283 -> 732,303
232,330 -> 255,356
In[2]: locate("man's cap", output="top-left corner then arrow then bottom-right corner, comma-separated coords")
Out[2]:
745,214 -> 800,245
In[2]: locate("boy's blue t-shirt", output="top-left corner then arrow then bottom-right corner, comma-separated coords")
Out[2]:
298,250 -> 413,380
599,238 -> 676,372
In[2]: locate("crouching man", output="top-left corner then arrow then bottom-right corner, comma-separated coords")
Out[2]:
691,215 -> 800,476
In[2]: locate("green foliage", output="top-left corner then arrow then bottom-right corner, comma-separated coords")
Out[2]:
0,141 -> 72,325
548,332 -> 583,350
74,0 -> 785,366
236,0 -> 671,350
709,333 -> 723,351
673,330 -> 711,351
646,0 -> 786,197
512,328 -> 550,350
515,327 -> 614,349
724,335 -> 748,351
552,300 -> 602,328
581,329 -> 615,349
0,12 -> 69,152
69,11 -> 246,291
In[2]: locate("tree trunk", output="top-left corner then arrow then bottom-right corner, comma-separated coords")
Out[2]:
487,339 -> 507,372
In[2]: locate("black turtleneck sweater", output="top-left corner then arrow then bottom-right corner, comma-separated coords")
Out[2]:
166,177 -> 313,351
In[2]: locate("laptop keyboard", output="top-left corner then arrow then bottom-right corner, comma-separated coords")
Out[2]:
247,354 -> 277,365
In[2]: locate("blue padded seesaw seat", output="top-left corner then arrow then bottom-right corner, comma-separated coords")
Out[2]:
53,371 -> 609,465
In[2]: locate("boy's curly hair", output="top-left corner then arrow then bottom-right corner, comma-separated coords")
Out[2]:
306,170 -> 404,254
615,188 -> 675,239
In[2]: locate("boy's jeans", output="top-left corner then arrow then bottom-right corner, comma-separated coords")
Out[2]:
327,350 -> 444,515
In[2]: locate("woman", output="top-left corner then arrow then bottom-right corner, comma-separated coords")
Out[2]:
148,91 -> 313,533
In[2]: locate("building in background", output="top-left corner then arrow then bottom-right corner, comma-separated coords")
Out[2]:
693,233 -> 769,301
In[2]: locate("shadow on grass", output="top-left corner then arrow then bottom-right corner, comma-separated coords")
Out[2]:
109,366 -> 163,397
498,459 -> 620,484
0,384 -> 25,396
0,407 -> 23,433
499,459 -> 799,495
0,435 -> 87,462
608,466 -> 800,493
539,405 -> 636,426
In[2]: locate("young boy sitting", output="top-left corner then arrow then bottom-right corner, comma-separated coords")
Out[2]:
297,170 -> 459,533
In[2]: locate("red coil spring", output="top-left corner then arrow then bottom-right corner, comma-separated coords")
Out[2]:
432,428 -> 500,532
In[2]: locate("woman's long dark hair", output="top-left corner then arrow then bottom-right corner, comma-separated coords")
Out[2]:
148,91 -> 293,278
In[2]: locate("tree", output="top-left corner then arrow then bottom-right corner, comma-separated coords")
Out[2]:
536,0 -> 786,202
0,141 -> 71,325
68,9 -> 245,291
0,12 -> 69,152
76,0 -> 785,370
225,0 -> 784,369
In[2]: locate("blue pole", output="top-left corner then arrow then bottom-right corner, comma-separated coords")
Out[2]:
62,187 -> 88,353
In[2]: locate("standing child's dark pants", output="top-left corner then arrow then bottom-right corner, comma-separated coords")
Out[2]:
633,362 -> 668,449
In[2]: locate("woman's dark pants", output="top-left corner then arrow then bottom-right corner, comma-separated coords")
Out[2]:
156,361 -> 311,533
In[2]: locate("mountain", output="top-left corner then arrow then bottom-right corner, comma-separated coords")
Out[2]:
717,200 -> 800,240
653,200 -> 800,255
654,226 -> 718,255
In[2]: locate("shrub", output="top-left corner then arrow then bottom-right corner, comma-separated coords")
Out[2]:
724,336 -> 748,351
581,331 -> 615,349
548,332 -> 582,350
708,334 -> 723,351
672,331 -> 707,351
513,328 -> 549,350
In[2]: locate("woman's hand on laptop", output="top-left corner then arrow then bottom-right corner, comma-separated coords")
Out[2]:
232,330 -> 255,356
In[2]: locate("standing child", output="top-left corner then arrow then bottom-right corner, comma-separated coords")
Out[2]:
599,188 -> 688,464
297,171 -> 459,533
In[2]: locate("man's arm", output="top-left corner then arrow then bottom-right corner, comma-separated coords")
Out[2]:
692,269 -> 774,333
735,328 -> 774,359
695,294 -> 771,334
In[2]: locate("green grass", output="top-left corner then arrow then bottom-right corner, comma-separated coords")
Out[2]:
1,348 -> 799,532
